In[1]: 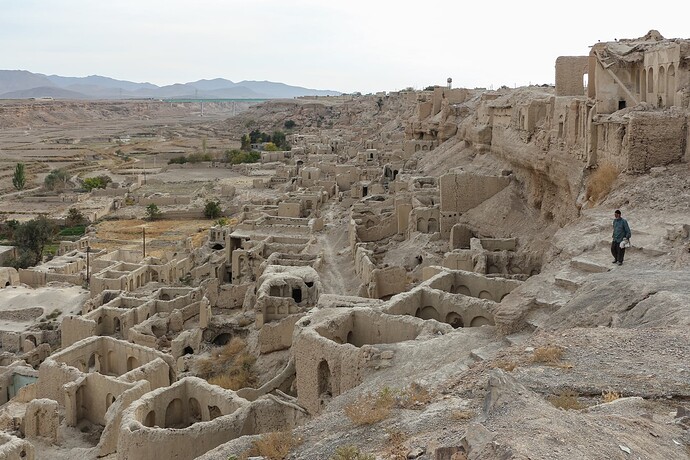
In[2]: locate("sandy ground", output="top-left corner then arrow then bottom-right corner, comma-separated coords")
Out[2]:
93,219 -> 211,257
0,284 -> 88,332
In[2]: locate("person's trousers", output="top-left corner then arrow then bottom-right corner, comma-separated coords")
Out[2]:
611,240 -> 626,263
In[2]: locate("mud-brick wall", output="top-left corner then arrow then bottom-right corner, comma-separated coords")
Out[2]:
626,112 -> 687,172
555,56 -> 589,97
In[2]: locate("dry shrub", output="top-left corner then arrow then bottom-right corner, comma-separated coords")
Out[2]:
601,390 -> 621,403
397,382 -> 433,409
330,445 -> 375,460
194,338 -> 257,390
531,346 -> 565,364
344,387 -> 395,426
493,359 -> 517,372
451,409 -> 476,421
585,162 -> 620,204
386,429 -> 408,460
548,390 -> 584,410
246,431 -> 301,460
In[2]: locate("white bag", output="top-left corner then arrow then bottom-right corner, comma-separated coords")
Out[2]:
619,238 -> 631,249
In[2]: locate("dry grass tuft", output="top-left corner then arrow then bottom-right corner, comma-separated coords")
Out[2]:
397,382 -> 434,409
194,338 -> 257,390
451,409 -> 476,421
344,387 -> 395,426
386,429 -> 408,460
245,431 -> 301,460
531,345 -> 565,365
493,359 -> 518,372
548,390 -> 585,410
585,162 -> 620,205
330,445 -> 376,460
601,390 -> 621,403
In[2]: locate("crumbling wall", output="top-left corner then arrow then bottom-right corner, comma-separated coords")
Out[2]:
0,432 -> 34,460
439,173 -> 511,237
555,56 -> 589,97
423,268 -> 522,303
294,308 -> 450,414
117,377 -> 250,460
369,266 -> 407,299
384,287 -> 498,328
258,314 -> 304,354
624,111 -> 687,172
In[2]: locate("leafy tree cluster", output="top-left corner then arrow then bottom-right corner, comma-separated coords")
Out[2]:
145,203 -> 162,220
4,216 -> 56,269
0,220 -> 19,241
44,169 -> 71,191
224,149 -> 260,165
168,153 -> 213,165
65,207 -> 86,227
82,175 -> 112,191
283,119 -> 296,129
13,163 -> 26,191
241,129 -> 290,151
204,200 -> 222,219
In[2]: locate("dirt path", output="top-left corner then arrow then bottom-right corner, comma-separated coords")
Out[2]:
308,203 -> 360,296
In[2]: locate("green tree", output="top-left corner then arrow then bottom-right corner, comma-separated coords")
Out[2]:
263,142 -> 279,151
82,175 -> 112,191
12,216 -> 55,267
204,200 -> 222,219
12,163 -> 26,191
65,208 -> 86,227
284,119 -> 296,129
145,203 -> 162,220
224,149 -> 260,165
272,130 -> 287,149
44,169 -> 71,191
240,134 -> 251,151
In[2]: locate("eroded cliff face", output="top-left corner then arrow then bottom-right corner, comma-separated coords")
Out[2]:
0,100 -> 246,128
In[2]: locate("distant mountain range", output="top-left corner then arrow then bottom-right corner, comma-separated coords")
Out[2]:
0,70 -> 341,100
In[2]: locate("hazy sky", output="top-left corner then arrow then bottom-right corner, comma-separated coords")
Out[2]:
1,0 -> 688,93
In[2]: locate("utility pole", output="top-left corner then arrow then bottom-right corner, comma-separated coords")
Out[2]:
142,227 -> 146,258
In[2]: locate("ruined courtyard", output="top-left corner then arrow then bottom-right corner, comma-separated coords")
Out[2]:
0,31 -> 690,460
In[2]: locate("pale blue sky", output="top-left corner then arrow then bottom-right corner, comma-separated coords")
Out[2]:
1,0 -> 687,93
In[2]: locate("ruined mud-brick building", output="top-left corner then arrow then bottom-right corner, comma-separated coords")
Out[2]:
1,30 -> 690,460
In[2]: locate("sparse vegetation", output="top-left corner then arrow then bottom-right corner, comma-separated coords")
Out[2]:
195,338 -> 257,390
330,445 -> 376,460
494,359 -> 518,372
531,345 -> 565,364
284,119 -> 296,129
396,382 -> 434,408
547,390 -> 585,410
344,387 -> 395,426
601,390 -> 621,403
585,162 -> 620,205
243,431 -> 301,460
451,409 -> 476,421
385,429 -> 407,460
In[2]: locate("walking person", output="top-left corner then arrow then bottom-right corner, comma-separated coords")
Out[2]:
611,210 -> 631,265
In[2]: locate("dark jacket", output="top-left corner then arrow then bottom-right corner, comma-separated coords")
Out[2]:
612,217 -> 631,243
